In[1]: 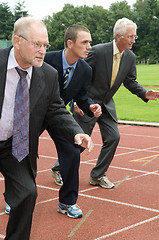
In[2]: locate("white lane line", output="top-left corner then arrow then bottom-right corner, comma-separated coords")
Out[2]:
0,212 -> 5,216
39,136 -> 51,140
79,193 -> 159,213
110,166 -> 159,174
94,214 -> 159,239
119,145 -> 159,151
80,186 -> 99,193
39,155 -> 57,160
37,169 -> 50,173
91,144 -> 159,157
36,183 -> 159,214
38,145 -> 159,163
93,131 -> 159,140
37,185 -> 59,192
36,197 -> 59,205
114,171 -> 159,183
81,162 -> 159,176
115,149 -> 159,157
120,133 -> 159,139
0,234 -> 5,239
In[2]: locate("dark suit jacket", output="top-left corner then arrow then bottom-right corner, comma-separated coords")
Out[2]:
85,41 -> 148,121
44,50 -> 94,117
0,47 -> 84,177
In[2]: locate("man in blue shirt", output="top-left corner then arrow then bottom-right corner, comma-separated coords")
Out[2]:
43,24 -> 102,218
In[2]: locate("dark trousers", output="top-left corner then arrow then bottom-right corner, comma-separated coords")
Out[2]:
0,138 -> 37,240
42,124 -> 80,205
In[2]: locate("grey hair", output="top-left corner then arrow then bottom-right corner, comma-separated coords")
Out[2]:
113,17 -> 137,38
12,16 -> 46,42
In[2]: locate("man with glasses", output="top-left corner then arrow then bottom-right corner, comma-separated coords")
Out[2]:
74,17 -> 159,189
0,16 -> 93,240
5,24 -> 102,218
18,35 -> 51,50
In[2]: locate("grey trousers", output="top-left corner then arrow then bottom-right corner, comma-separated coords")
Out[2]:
73,107 -> 120,178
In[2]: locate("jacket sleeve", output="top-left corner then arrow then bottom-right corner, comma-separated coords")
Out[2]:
123,54 -> 148,102
44,64 -> 84,144
74,65 -> 94,117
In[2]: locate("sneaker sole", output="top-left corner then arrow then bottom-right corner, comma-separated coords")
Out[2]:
89,181 -> 115,189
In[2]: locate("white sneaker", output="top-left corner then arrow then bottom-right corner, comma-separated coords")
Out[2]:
58,202 -> 83,218
89,176 -> 115,189
51,169 -> 63,186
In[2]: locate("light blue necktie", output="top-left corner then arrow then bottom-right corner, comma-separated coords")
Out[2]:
12,67 -> 29,162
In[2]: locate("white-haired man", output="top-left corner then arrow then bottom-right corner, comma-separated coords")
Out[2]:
74,17 -> 159,189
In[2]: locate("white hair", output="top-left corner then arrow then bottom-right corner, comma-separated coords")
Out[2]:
113,17 -> 137,38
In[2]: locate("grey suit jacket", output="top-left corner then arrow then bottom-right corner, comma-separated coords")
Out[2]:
0,47 -> 84,177
85,41 -> 148,122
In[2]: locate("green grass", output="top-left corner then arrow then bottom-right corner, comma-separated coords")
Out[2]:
136,64 -> 159,86
114,65 -> 159,123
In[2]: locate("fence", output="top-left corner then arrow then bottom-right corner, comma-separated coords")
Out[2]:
0,39 -> 12,48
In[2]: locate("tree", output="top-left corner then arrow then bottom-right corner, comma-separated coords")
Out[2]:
82,5 -> 112,45
1,0 -> 158,61
133,0 -> 159,61
44,2 -> 135,50
109,0 -> 133,20
109,1 -> 134,43
0,3 -> 14,40
44,4 -> 112,50
14,0 -> 29,21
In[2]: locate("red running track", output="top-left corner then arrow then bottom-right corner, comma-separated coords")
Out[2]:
0,124 -> 159,239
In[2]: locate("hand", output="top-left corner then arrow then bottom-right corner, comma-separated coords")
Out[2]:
89,104 -> 102,117
74,134 -> 94,152
145,89 -> 159,100
74,103 -> 84,116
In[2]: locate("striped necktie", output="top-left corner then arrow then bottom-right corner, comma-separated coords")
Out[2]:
111,52 -> 121,87
12,67 -> 29,162
63,67 -> 71,89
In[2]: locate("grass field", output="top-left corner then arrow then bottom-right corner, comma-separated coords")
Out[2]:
136,64 -> 159,86
114,64 -> 159,123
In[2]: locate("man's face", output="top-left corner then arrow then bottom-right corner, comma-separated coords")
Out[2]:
15,23 -> 49,69
70,31 -> 92,59
117,27 -> 137,52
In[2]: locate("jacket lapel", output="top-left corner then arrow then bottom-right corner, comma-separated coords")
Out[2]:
55,52 -> 64,90
103,50 -> 132,103
105,42 -> 113,85
113,50 -> 130,87
0,47 -> 11,118
66,60 -> 80,89
29,66 -> 45,114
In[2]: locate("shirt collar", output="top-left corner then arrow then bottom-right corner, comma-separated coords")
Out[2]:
7,47 -> 33,79
62,49 -> 77,71
113,39 -> 123,56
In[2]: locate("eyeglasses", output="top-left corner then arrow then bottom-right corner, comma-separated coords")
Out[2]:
122,35 -> 138,40
19,35 -> 51,50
